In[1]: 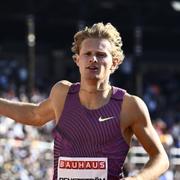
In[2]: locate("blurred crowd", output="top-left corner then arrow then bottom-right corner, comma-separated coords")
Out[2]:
0,59 -> 180,179
0,87 -> 54,179
143,72 -> 180,149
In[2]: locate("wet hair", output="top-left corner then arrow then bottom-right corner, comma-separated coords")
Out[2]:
71,22 -> 125,70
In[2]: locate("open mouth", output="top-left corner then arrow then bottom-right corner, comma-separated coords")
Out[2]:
86,66 -> 99,71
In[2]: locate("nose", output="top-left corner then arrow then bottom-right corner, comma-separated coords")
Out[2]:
89,55 -> 98,63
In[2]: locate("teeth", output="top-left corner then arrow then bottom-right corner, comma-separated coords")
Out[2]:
89,67 -> 97,69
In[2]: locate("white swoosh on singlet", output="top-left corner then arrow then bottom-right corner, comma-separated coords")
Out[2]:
98,116 -> 115,122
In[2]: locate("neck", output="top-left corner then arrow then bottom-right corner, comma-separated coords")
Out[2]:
80,79 -> 111,93
79,81 -> 112,109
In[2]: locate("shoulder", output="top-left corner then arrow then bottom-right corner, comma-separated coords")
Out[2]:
49,80 -> 73,121
50,80 -> 72,97
121,93 -> 151,126
52,80 -> 72,89
49,80 -> 73,104
124,93 -> 148,113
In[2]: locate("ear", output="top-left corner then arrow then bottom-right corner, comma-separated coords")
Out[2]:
110,58 -> 119,72
73,54 -> 80,66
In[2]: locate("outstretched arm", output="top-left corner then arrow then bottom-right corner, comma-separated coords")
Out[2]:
0,97 -> 55,126
122,95 -> 169,180
0,80 -> 71,126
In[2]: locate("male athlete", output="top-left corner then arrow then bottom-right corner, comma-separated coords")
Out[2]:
0,23 -> 169,179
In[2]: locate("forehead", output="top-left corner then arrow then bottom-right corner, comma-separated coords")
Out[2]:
80,38 -> 112,52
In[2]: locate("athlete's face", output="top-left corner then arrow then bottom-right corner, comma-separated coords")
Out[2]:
75,38 -> 118,81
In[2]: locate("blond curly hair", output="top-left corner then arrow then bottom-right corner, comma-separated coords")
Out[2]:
71,22 -> 125,71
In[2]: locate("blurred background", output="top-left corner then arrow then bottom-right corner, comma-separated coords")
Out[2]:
0,0 -> 180,179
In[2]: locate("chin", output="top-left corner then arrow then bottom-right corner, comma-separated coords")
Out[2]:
85,75 -> 100,81
82,72 -> 104,81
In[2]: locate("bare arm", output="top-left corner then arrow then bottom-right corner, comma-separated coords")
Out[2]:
0,80 -> 71,126
122,95 -> 169,180
0,97 -> 54,126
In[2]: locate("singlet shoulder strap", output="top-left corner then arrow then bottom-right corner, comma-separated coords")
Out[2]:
68,82 -> 80,94
111,86 -> 126,101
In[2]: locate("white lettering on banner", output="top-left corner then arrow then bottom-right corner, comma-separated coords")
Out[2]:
59,160 -> 106,169
57,157 -> 108,180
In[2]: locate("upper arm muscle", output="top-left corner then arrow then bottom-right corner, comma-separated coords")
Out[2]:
122,95 -> 165,156
34,80 -> 71,126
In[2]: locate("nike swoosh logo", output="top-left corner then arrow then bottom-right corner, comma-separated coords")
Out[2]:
98,116 -> 115,122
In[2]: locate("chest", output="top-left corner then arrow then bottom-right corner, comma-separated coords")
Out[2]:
59,106 -> 121,146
